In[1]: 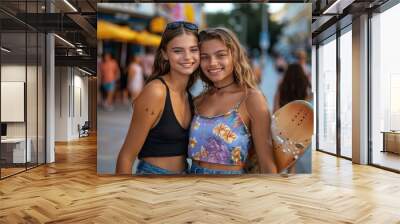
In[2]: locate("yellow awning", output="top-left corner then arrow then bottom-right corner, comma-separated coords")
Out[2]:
97,20 -> 138,42
97,20 -> 161,46
135,31 -> 162,46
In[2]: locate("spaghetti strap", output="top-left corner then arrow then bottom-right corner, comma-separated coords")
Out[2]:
155,76 -> 194,117
155,77 -> 169,92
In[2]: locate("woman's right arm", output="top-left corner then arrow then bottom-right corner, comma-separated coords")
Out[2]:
115,81 -> 165,174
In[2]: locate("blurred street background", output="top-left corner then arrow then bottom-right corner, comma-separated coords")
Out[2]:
97,3 -> 311,174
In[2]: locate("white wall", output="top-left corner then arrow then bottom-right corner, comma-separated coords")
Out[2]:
55,67 -> 70,141
1,65 -> 35,138
1,65 -> 26,139
1,65 -> 26,81
1,64 -> 45,164
55,67 -> 89,141
74,73 -> 89,137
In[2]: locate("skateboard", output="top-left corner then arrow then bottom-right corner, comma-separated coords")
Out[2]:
244,100 -> 313,173
271,100 -> 314,173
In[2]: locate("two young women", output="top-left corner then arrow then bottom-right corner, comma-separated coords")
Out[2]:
116,21 -> 277,175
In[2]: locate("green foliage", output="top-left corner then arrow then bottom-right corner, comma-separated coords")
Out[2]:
204,4 -> 284,54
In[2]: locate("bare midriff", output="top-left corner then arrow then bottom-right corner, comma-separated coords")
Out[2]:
142,155 -> 187,172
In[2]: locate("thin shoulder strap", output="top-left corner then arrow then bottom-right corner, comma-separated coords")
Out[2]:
155,77 -> 169,92
233,89 -> 249,111
154,77 -> 172,113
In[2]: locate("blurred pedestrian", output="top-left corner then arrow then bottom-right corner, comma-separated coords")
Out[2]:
127,55 -> 144,102
119,67 -> 129,105
116,21 -> 200,175
141,47 -> 156,81
274,53 -> 287,76
188,27 -> 277,174
273,63 -> 312,173
100,53 -> 120,111
295,50 -> 311,81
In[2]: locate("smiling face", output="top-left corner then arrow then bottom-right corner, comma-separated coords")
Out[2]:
162,33 -> 200,77
199,39 -> 234,84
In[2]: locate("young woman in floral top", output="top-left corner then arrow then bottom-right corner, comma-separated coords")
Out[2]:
188,28 -> 277,174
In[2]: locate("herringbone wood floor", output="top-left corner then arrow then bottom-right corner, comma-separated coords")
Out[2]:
1,135 -> 400,223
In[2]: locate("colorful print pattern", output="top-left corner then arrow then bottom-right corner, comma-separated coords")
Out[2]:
188,110 -> 251,165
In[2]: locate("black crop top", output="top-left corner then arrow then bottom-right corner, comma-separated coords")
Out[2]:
138,77 -> 193,159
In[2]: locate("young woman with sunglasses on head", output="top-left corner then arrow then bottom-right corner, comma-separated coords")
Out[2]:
188,28 -> 277,174
116,21 -> 200,174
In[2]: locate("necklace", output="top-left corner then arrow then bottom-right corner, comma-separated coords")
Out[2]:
214,81 -> 235,90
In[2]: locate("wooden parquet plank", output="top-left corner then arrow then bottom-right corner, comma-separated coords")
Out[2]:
1,134 -> 400,223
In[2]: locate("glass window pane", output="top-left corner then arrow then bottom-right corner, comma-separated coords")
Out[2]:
340,29 -> 352,158
1,30 -> 27,177
27,31 -> 38,169
1,1 -> 46,179
371,4 -> 400,171
38,32 -> 45,165
318,37 -> 337,154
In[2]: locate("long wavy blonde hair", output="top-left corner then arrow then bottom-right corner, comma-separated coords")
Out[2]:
198,27 -> 257,91
147,23 -> 200,90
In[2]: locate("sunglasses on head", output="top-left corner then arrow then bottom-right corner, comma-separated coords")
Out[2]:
166,21 -> 198,31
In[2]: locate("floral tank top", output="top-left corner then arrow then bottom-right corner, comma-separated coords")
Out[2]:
188,97 -> 252,166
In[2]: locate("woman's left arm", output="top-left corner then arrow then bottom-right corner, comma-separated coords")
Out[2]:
246,90 -> 278,173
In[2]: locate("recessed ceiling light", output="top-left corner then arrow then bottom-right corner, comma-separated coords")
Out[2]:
54,34 -> 75,48
78,67 -> 93,76
322,0 -> 354,15
63,0 -> 78,12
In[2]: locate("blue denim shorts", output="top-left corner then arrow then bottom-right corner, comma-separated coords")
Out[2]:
136,160 -> 186,175
102,81 -> 115,92
189,162 -> 244,175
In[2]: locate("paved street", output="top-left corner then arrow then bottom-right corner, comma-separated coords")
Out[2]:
259,55 -> 281,108
97,104 -> 133,174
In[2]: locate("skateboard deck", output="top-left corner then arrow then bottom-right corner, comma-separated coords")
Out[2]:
271,100 -> 313,172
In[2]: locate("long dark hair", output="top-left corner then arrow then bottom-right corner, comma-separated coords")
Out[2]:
278,63 -> 311,107
147,22 -> 200,90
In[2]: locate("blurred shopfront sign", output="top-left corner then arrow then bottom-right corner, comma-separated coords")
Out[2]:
157,3 -> 201,25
